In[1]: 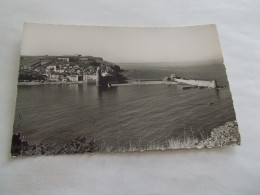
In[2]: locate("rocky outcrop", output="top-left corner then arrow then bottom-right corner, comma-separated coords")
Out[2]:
11,134 -> 97,156
11,121 -> 240,156
201,121 -> 240,148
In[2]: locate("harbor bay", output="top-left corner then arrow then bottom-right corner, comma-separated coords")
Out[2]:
13,64 -> 237,152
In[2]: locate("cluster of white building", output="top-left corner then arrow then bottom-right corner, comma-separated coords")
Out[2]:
44,64 -> 112,83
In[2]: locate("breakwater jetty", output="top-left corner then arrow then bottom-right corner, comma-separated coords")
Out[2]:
111,76 -> 217,88
132,80 -> 177,85
111,73 -> 218,88
168,73 -> 217,88
174,78 -> 217,88
111,80 -> 178,86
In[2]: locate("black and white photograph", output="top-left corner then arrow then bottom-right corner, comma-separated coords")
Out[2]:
2,1 -> 260,194
11,23 -> 240,156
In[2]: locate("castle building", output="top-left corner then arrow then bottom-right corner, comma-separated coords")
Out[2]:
96,67 -> 102,86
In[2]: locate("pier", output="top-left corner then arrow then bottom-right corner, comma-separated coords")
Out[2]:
111,80 -> 178,86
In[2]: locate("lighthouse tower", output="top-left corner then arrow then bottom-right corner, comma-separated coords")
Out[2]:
96,67 -> 102,86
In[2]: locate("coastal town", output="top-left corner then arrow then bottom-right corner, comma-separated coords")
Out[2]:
18,55 -> 125,84
19,55 -> 220,90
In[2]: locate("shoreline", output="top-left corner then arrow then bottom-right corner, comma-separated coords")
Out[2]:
11,121 -> 240,156
17,80 -> 178,86
17,81 -> 86,86
17,80 -> 186,86
17,79 -> 219,88
112,80 -> 178,86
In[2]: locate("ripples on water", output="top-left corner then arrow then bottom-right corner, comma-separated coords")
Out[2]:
14,64 -> 236,148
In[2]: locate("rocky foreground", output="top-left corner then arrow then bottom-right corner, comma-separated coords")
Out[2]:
200,121 -> 240,148
114,121 -> 241,152
11,121 -> 240,156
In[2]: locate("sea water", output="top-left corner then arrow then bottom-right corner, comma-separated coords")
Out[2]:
13,64 -> 236,148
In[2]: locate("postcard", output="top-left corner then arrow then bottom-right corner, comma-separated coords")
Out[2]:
11,23 -> 240,156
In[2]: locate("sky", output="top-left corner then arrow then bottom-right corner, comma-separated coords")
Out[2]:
21,23 -> 223,65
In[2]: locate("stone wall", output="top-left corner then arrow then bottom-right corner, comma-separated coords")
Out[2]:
175,78 -> 217,88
